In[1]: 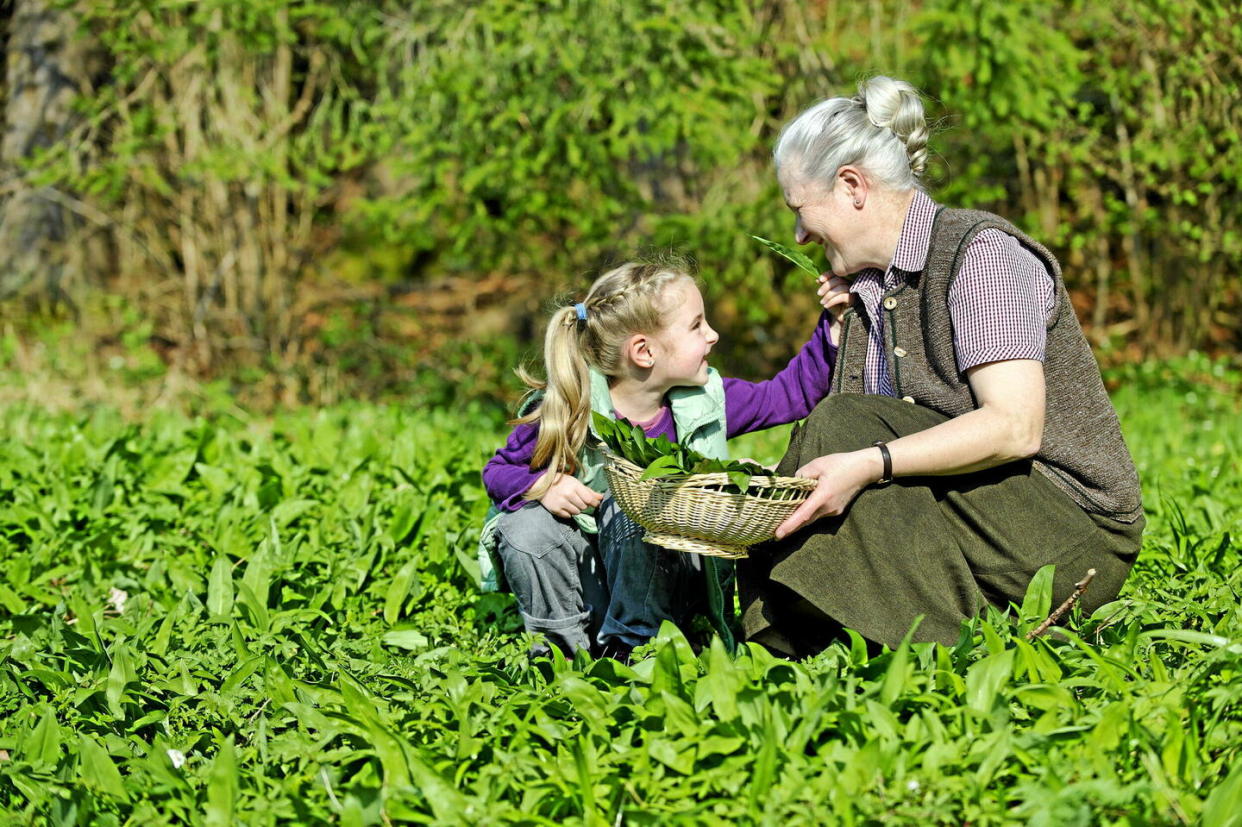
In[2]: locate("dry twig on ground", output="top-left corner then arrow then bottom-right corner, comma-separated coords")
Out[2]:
1026,569 -> 1097,640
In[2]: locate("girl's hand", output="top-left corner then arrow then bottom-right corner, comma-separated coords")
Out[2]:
773,449 -> 882,539
817,273 -> 853,317
537,474 -> 605,518
817,273 -> 852,346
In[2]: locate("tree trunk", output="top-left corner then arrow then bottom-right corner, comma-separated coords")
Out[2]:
0,0 -> 97,302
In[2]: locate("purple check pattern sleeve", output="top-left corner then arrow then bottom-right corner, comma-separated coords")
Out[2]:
851,191 -> 1056,394
948,229 -> 1055,371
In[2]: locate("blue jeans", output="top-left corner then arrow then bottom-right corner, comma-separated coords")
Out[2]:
495,498 -> 700,655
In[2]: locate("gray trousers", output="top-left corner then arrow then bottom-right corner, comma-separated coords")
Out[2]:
495,498 -> 701,655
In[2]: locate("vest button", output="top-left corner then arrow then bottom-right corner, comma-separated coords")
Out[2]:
902,395 -> 915,403
883,297 -> 898,310
893,347 -> 908,358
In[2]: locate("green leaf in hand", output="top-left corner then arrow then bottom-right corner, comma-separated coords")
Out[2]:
752,235 -> 822,278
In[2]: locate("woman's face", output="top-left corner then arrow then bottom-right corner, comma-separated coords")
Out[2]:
780,171 -> 864,277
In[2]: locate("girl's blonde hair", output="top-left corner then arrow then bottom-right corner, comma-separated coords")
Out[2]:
517,259 -> 695,500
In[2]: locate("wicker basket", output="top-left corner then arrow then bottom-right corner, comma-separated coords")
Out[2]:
600,447 -> 818,559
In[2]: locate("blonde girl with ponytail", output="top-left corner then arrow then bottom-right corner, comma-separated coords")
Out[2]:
513,261 -> 697,508
482,258 -> 839,660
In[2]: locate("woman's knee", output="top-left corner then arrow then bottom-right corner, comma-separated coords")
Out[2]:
798,395 -> 889,454
800,394 -> 944,453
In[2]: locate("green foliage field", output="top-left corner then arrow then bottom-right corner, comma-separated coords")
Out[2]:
1,357 -> 1240,824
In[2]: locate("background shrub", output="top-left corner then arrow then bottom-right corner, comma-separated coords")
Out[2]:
1,0 -> 1237,404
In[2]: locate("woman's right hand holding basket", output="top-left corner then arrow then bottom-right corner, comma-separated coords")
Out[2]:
774,449 -> 883,540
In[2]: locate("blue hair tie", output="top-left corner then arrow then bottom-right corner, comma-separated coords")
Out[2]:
574,302 -> 588,321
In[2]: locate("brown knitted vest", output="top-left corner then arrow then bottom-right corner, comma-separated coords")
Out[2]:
831,207 -> 1143,522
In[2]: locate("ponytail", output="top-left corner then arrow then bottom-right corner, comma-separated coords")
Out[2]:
516,306 -> 592,500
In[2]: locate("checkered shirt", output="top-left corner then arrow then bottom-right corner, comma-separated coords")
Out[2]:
849,190 -> 1055,396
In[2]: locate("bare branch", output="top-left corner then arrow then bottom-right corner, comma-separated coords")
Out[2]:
1026,569 -> 1097,641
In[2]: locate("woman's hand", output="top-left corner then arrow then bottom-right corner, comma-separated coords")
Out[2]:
535,474 -> 605,518
773,361 -> 1047,539
817,273 -> 853,345
774,449 -> 882,539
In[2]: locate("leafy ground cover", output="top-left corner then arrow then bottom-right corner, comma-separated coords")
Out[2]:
1,357 -> 1240,824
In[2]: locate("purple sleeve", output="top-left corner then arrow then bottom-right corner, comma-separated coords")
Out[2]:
947,229 -> 1054,371
482,422 -> 548,512
723,310 -> 837,438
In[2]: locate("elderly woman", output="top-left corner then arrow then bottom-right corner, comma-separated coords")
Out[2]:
740,76 -> 1144,654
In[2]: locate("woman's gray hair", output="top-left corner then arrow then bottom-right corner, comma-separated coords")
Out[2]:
775,76 -> 929,192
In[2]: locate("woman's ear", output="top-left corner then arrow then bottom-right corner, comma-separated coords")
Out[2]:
838,166 -> 868,207
626,333 -> 655,369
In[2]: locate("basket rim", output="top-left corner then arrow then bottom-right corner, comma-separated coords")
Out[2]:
599,445 -> 817,492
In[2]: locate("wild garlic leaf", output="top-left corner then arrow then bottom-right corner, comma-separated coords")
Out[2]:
640,455 -> 682,481
594,410 -> 778,483
751,235 -> 822,278
3,370 -> 1236,818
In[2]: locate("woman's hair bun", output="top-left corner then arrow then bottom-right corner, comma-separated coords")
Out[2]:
856,76 -> 928,177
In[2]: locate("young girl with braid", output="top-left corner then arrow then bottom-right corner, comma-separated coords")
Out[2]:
481,259 -> 840,659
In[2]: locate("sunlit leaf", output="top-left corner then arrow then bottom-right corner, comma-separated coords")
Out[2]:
78,735 -> 129,800
751,235 -> 822,277
1021,564 -> 1055,622
207,556 -> 235,619
205,738 -> 238,827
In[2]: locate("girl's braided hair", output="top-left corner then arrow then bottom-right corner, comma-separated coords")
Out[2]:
515,257 -> 695,499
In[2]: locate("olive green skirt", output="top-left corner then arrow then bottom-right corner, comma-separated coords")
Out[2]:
738,394 -> 1144,652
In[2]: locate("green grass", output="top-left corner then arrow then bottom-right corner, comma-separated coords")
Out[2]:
1,358 -> 1240,824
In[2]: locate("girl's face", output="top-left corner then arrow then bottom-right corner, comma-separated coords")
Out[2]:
648,280 -> 719,388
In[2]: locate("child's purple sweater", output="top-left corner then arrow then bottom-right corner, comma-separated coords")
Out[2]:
483,311 -> 837,510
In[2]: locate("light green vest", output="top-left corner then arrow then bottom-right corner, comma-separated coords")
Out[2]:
476,368 -> 728,591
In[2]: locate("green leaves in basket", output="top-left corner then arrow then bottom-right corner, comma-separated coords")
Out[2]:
592,411 -> 773,493
751,235 -> 822,278
639,454 -> 683,481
